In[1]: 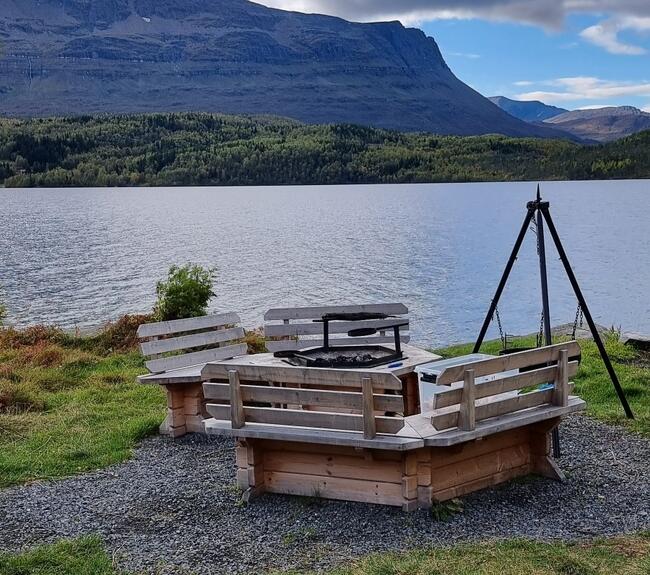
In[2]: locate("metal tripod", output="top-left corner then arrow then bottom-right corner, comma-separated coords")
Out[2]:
472,186 -> 634,456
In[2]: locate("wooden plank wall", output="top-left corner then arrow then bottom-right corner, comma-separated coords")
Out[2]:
233,425 -> 556,510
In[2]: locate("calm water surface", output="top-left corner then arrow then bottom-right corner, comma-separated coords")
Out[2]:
1,181 -> 648,347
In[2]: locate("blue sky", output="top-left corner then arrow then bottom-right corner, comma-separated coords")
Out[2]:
424,15 -> 650,110
260,1 -> 650,111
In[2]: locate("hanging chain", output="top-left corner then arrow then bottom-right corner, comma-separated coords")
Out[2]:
530,217 -> 541,256
571,304 -> 584,339
537,310 -> 545,347
493,305 -> 507,349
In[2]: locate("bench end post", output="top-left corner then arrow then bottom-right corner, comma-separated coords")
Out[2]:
459,369 -> 476,431
553,349 -> 569,407
229,370 -> 245,429
361,377 -> 376,439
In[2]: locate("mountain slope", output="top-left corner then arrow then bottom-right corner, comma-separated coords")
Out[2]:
0,0 -> 571,138
544,106 -> 650,143
489,96 -> 567,122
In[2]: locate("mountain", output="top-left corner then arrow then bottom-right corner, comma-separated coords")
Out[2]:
543,106 -> 650,143
489,96 -> 568,122
0,0 -> 573,139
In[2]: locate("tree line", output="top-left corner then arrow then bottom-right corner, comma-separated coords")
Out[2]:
1,113 -> 648,187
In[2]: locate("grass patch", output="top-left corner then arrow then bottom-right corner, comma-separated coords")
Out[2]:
0,536 -> 122,575
435,334 -> 650,437
7,534 -> 647,575
277,533 -> 650,575
0,322 -> 165,488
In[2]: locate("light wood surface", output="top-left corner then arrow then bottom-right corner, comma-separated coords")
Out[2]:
137,312 -> 241,338
435,341 -> 581,385
264,303 -> 410,352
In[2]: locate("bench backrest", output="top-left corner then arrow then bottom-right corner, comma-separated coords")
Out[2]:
430,341 -> 581,431
137,312 -> 248,374
201,362 -> 405,439
263,303 -> 410,352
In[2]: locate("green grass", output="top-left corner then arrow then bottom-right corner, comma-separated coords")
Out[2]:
0,327 -> 165,488
2,534 -> 648,575
435,334 -> 650,437
280,533 -> 650,575
0,536 -> 123,575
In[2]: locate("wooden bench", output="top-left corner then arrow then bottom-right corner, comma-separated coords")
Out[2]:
137,312 -> 248,437
201,341 -> 585,510
263,302 -> 410,352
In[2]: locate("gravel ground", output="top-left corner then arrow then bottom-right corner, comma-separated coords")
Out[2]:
0,414 -> 648,574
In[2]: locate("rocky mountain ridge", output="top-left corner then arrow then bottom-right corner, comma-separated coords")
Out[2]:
0,0 -> 571,138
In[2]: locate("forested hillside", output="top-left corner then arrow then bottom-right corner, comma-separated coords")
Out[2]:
1,113 -> 648,187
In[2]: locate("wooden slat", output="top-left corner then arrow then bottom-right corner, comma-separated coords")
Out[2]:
137,312 -> 241,338
145,343 -> 248,373
266,335 -> 410,352
361,378 -> 376,439
264,471 -> 405,507
432,384 -> 574,431
205,404 -> 404,434
431,443 -> 531,492
202,382 -> 404,412
229,370 -> 245,429
265,319 -> 409,337
435,342 -> 581,386
263,450 -> 403,483
459,369 -> 476,431
140,326 -> 245,356
264,303 -> 408,321
433,463 -> 532,503
553,349 -> 569,407
201,363 -> 402,390
433,361 -> 579,409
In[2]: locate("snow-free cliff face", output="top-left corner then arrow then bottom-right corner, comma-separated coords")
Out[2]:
0,0 -> 570,137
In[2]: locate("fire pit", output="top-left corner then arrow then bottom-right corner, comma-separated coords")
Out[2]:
278,312 -> 408,368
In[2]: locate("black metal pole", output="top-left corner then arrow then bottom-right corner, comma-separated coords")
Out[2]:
534,192 -> 561,456
540,205 -> 634,419
473,206 -> 536,353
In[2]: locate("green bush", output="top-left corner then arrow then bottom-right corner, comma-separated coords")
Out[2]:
153,264 -> 215,321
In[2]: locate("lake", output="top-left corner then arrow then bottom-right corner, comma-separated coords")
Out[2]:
1,180 -> 648,347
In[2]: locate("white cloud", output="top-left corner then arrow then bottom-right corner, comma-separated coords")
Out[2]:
643,104 -> 650,112
447,51 -> 481,59
258,1 -> 650,29
516,77 -> 650,103
577,104 -> 617,109
580,16 -> 650,55
513,80 -> 535,86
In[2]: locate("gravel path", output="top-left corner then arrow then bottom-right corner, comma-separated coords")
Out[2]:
1,414 -> 648,574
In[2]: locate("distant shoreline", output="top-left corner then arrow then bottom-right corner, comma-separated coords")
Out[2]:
1,113 -> 648,188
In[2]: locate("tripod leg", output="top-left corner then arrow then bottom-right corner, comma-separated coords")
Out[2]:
536,209 -> 561,456
473,207 -> 536,353
540,206 -> 634,419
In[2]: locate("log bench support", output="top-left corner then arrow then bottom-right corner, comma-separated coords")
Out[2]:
234,421 -> 563,511
159,382 -> 208,437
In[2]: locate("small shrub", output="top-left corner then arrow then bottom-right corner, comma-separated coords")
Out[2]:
17,343 -> 65,367
430,498 -> 464,521
153,264 -> 216,321
244,328 -> 268,354
0,325 -> 65,349
0,379 -> 45,412
93,313 -> 154,352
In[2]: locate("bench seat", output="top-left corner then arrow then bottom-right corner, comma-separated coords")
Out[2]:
204,395 -> 584,449
137,364 -> 204,385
